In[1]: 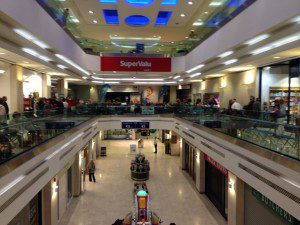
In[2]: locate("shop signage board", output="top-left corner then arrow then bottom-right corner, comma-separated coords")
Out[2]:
122,122 -> 150,129
101,56 -> 171,72
252,188 -> 299,225
204,154 -> 228,177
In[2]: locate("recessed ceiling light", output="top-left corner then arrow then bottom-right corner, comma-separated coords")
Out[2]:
171,41 -> 174,43
174,75 -> 180,79
0,52 -> 5,55
218,51 -> 234,58
273,56 -> 281,59
204,11 -> 209,14
93,20 -> 98,24
188,1 -> 193,5
89,10 -> 94,14
209,1 -> 224,7
186,64 -> 205,73
245,34 -> 270,45
185,37 -> 189,39
223,59 -> 238,65
180,13 -> 186,17
179,79 -> 184,82
0,70 -> 5,74
23,61 -> 29,64
193,21 -> 204,26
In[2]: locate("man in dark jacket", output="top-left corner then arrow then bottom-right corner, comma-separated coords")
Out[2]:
88,160 -> 96,182
2,96 -> 9,116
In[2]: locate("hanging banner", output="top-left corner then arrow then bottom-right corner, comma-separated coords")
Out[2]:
101,56 -> 171,72
204,154 -> 228,177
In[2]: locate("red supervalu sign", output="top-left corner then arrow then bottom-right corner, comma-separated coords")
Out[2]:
204,154 -> 228,177
100,56 -> 171,72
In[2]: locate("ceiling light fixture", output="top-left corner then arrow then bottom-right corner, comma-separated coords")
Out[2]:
223,59 -> 238,65
251,33 -> 300,55
273,56 -> 281,59
134,81 -> 176,85
55,54 -> 90,75
218,51 -> 234,58
110,35 -> 161,41
193,21 -> 204,26
179,79 -> 184,82
92,81 -> 103,84
186,64 -> 205,73
14,29 -> 50,49
180,13 -> 186,17
92,76 -> 164,81
93,20 -> 98,24
173,75 -> 180,79
0,52 -> 5,55
0,70 -> 5,74
245,34 -> 270,46
228,67 -> 254,72
190,72 -> 201,78
188,1 -> 193,5
57,64 -> 68,70
89,10 -> 94,14
22,48 -> 52,62
209,1 -> 224,7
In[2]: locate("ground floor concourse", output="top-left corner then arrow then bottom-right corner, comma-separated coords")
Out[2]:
59,140 -> 226,225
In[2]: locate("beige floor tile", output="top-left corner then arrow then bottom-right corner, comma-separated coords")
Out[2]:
60,140 -> 227,225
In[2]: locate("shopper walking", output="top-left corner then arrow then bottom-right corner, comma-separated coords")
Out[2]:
88,160 -> 96,182
154,137 -> 158,154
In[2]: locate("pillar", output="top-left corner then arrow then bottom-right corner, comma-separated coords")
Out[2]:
72,152 -> 81,197
90,85 -> 99,103
10,65 -> 24,112
196,150 -> 205,193
42,181 -> 52,225
42,74 -> 51,98
180,139 -> 186,169
57,78 -> 68,98
170,86 -> 177,104
228,172 -> 245,225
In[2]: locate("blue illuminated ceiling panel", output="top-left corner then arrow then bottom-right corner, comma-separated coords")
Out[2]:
125,15 -> 150,27
155,11 -> 172,26
103,9 -> 120,24
99,0 -> 117,4
227,0 -> 247,7
161,0 -> 178,6
205,12 -> 228,27
125,0 -> 155,8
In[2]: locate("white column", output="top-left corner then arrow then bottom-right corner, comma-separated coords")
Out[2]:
9,65 -> 24,112
90,85 -> 99,103
196,150 -> 205,193
42,74 -> 51,98
228,171 -> 245,225
57,78 -> 68,97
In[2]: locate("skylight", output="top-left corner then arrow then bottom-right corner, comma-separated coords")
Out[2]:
125,15 -> 150,27
99,0 -> 117,4
125,0 -> 155,7
155,11 -> 172,26
103,9 -> 120,25
161,0 -> 178,6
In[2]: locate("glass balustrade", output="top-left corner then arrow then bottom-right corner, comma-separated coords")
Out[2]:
0,105 -> 299,165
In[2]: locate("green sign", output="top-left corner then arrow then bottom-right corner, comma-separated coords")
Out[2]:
252,188 -> 299,225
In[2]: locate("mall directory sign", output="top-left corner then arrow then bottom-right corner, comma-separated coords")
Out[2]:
101,56 -> 171,72
122,122 -> 150,129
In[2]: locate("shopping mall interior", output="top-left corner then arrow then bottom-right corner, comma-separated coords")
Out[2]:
0,0 -> 299,225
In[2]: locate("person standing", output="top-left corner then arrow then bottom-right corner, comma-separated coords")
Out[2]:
0,98 -> 7,123
154,137 -> 158,154
88,160 -> 96,182
2,96 -> 9,118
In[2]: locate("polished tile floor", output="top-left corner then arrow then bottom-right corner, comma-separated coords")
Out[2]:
60,140 -> 227,225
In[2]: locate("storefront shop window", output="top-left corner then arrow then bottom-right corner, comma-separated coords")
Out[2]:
260,59 -> 300,125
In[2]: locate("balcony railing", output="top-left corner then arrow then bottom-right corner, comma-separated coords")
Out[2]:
0,105 -> 299,165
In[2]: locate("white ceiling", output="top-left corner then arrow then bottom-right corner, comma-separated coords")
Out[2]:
62,0 -> 217,41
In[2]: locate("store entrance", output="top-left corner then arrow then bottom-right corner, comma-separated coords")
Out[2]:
184,143 -> 196,182
205,160 -> 228,219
